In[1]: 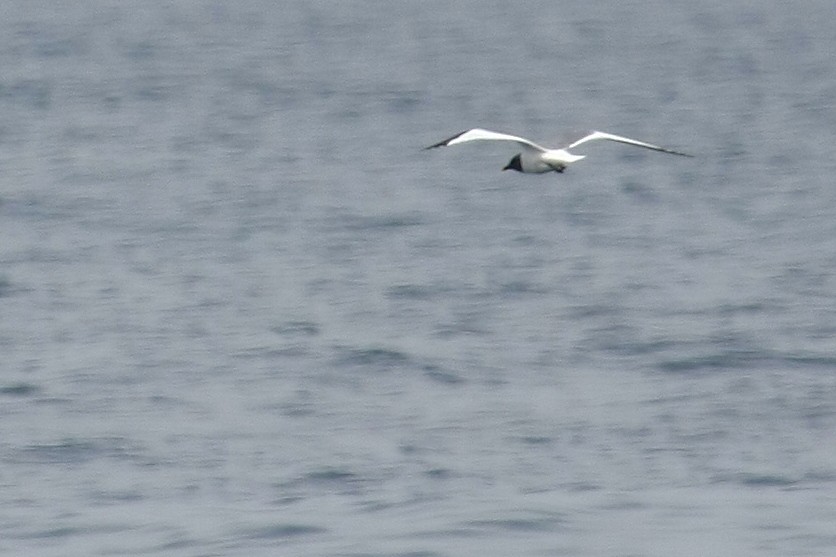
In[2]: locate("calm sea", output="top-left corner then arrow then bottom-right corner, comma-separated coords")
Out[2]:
1,2 -> 835,556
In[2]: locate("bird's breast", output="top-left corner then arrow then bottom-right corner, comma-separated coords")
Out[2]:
519,153 -> 555,173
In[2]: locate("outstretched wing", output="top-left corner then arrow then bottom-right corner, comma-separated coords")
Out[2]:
565,130 -> 692,157
425,128 -> 547,153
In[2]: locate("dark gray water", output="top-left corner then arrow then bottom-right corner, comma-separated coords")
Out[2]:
2,2 -> 836,556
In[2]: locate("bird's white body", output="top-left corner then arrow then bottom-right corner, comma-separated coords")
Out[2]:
527,149 -> 586,173
426,128 -> 691,174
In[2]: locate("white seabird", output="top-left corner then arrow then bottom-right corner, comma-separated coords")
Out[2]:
425,128 -> 692,173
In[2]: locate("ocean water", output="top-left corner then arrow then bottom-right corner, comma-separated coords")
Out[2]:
1,2 -> 836,556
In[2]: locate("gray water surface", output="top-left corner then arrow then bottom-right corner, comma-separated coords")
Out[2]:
2,2 -> 836,556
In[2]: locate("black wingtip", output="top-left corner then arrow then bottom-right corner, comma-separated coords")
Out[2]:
424,130 -> 469,150
658,145 -> 695,158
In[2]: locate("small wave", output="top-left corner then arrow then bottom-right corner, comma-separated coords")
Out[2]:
242,523 -> 327,540
278,466 -> 377,498
0,79 -> 52,109
335,346 -> 411,369
658,351 -> 765,373
422,364 -> 465,385
338,212 -> 427,231
16,440 -> 101,465
659,349 -> 836,373
498,280 -> 548,295
304,468 -> 359,484
461,512 -> 567,534
0,382 -> 40,397
270,320 -> 320,337
13,437 -> 144,465
333,346 -> 462,384
386,284 -> 435,301
713,472 -> 799,488
0,275 -> 11,297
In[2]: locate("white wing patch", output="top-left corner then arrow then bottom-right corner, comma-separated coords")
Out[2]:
426,128 -> 547,153
566,131 -> 692,157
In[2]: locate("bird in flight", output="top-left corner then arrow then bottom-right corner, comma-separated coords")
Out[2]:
425,128 -> 692,173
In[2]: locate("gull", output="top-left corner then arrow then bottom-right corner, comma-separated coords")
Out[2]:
425,128 -> 692,173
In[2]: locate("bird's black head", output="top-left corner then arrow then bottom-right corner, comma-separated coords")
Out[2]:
502,154 -> 523,172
